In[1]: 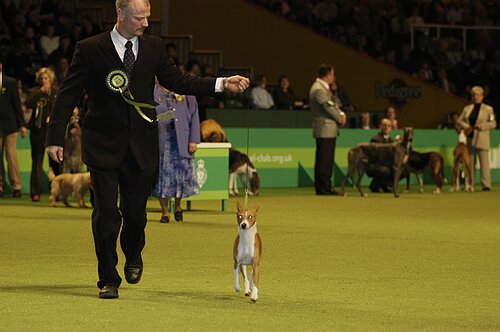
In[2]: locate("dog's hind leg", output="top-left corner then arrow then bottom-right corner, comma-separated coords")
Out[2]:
229,173 -> 237,196
355,163 -> 367,197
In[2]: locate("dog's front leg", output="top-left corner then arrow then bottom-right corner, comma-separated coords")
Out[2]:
229,174 -> 237,196
240,265 -> 250,296
393,166 -> 402,198
250,262 -> 259,302
234,262 -> 241,293
416,172 -> 424,193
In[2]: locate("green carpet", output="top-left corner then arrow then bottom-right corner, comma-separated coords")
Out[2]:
0,187 -> 499,331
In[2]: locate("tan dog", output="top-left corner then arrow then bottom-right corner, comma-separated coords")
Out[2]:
200,119 -> 227,142
49,171 -> 91,207
450,131 -> 472,192
233,201 -> 262,302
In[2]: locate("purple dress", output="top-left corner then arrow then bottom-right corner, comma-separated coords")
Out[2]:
152,86 -> 200,198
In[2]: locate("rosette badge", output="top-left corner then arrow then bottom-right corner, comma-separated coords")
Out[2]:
106,69 -> 129,93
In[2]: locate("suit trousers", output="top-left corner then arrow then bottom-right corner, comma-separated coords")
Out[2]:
89,147 -> 156,289
469,145 -> 491,190
0,132 -> 22,191
30,129 -> 61,196
314,137 -> 337,193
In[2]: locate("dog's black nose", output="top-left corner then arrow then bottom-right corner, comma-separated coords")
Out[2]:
241,224 -> 247,229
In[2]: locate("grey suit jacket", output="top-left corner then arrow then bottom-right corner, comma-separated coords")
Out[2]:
458,103 -> 496,150
309,78 -> 343,138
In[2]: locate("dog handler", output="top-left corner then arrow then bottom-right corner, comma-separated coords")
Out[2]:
46,0 -> 249,299
457,86 -> 496,191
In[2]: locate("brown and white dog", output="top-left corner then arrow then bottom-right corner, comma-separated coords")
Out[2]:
200,119 -> 227,142
49,171 -> 91,208
229,148 -> 260,196
233,201 -> 262,302
450,130 -> 473,192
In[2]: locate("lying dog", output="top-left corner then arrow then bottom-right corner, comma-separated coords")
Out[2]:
229,148 -> 260,196
62,113 -> 83,174
404,150 -> 445,194
200,119 -> 227,142
233,201 -> 262,302
340,127 -> 413,197
450,130 -> 472,192
49,171 -> 91,208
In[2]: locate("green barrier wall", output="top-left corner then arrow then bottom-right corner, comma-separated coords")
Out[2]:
225,128 -> 500,188
3,129 -> 500,194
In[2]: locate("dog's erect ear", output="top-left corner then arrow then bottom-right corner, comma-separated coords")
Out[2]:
254,204 -> 259,213
236,200 -> 243,212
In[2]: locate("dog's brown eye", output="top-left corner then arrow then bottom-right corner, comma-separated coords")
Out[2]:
238,215 -> 242,219
248,215 -> 253,219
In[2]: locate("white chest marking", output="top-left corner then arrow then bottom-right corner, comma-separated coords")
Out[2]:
236,226 -> 257,265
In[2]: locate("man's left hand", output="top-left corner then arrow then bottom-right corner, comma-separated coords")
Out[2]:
225,75 -> 250,93
188,143 -> 197,155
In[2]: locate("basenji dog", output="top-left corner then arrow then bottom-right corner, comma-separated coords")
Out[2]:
450,130 -> 472,192
233,201 -> 262,302
229,148 -> 260,196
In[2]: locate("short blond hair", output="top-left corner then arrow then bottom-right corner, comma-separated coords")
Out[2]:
470,86 -> 484,96
36,67 -> 56,85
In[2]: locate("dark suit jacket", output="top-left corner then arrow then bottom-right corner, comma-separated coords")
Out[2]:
46,31 -> 216,169
0,74 -> 25,136
370,132 -> 393,144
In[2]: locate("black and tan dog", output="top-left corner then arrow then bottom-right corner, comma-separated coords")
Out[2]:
340,127 -> 413,198
403,150 -> 445,194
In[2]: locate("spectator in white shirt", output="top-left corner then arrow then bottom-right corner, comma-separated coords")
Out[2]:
250,74 -> 274,109
39,24 -> 59,61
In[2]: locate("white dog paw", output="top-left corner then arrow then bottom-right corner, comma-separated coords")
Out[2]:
250,288 -> 259,302
234,286 -> 241,293
419,188 -> 424,194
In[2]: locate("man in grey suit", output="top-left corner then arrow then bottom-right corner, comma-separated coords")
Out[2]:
310,64 -> 346,195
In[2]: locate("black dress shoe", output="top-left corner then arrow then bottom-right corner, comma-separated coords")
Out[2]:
12,190 -> 21,198
160,215 -> 170,223
124,263 -> 143,284
99,285 -> 119,299
482,187 -> 491,192
174,211 -> 183,222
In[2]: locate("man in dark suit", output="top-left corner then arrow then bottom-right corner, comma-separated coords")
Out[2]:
0,60 -> 27,197
46,0 -> 249,299
367,118 -> 394,193
309,64 -> 346,195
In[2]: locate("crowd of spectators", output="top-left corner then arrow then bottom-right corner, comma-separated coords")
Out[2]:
252,0 -> 500,113
0,0 -> 101,89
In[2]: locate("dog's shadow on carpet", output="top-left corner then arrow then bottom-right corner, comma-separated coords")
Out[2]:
0,284 -> 97,298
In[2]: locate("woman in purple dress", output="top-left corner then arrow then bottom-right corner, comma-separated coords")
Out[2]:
152,84 -> 200,223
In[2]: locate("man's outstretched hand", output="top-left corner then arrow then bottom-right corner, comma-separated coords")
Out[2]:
46,145 -> 64,163
225,75 -> 250,93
